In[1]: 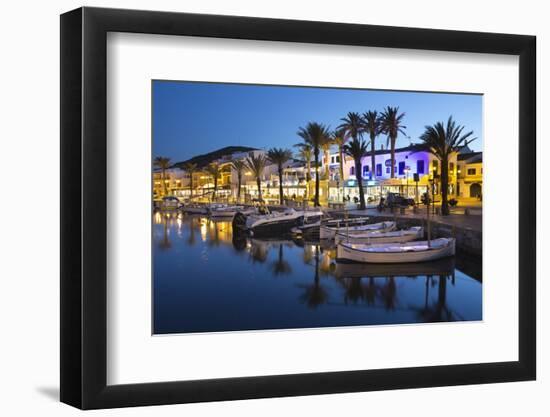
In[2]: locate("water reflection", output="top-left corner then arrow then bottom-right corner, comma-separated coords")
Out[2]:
153,213 -> 482,334
297,245 -> 328,309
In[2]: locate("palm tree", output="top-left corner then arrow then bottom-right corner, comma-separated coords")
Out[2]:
414,116 -> 475,215
363,110 -> 382,180
332,128 -> 347,202
153,156 -> 171,196
344,137 -> 369,210
230,160 -> 247,203
331,128 -> 347,182
204,162 -> 221,201
379,106 -> 406,178
297,122 -> 331,207
294,142 -> 312,200
267,147 -> 293,205
246,153 -> 268,201
338,112 -> 365,144
181,162 -> 198,200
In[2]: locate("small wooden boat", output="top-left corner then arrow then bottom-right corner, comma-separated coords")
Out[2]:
334,226 -> 423,245
336,238 -> 455,264
291,216 -> 370,239
157,196 -> 182,210
320,221 -> 395,240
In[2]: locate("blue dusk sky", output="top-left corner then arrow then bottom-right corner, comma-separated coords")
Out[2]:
152,80 -> 483,163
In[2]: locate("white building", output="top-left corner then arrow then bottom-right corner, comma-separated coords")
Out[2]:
324,145 -> 464,204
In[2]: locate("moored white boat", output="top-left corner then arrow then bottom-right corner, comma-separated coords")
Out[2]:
209,205 -> 255,218
320,221 -> 395,240
291,216 -> 370,239
157,196 -> 182,210
334,226 -> 423,245
181,204 -> 208,214
233,208 -> 323,237
336,238 -> 455,264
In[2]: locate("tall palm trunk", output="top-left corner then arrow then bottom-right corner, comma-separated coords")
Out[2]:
161,168 -> 167,195
440,157 -> 450,215
236,174 -> 242,202
338,145 -> 345,202
370,133 -> 376,179
390,137 -> 396,178
189,175 -> 193,200
314,149 -> 320,207
278,168 -> 284,205
212,176 -> 218,201
324,148 -> 330,180
256,177 -> 262,201
305,159 -> 311,201
355,158 -> 366,210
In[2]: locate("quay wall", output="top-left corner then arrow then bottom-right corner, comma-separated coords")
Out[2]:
351,214 -> 483,257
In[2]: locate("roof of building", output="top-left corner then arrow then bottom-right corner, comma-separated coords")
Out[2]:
285,159 -> 306,169
458,151 -> 483,163
364,145 -> 417,157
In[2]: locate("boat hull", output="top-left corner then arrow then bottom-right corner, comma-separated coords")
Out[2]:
233,210 -> 323,237
336,238 -> 455,264
182,206 -> 208,214
334,227 -> 423,245
252,215 -> 323,236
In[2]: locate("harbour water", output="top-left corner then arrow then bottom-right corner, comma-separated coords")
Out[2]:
153,212 -> 482,335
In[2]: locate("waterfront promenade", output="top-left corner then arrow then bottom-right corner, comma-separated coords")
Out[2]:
341,205 -> 482,256
349,206 -> 482,232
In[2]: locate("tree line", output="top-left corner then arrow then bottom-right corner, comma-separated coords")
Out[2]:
155,106 -> 474,216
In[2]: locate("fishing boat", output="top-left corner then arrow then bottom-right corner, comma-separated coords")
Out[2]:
336,238 -> 455,264
181,203 -> 208,214
291,216 -> 370,239
157,196 -> 182,210
233,208 -> 324,237
334,226 -> 424,245
209,205 -> 255,219
320,221 -> 395,240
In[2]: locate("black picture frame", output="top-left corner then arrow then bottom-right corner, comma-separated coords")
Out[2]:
60,6 -> 536,410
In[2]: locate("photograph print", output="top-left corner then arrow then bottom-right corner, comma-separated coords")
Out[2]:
152,80 -> 483,335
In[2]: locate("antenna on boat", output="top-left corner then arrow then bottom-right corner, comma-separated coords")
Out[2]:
344,207 -> 349,242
